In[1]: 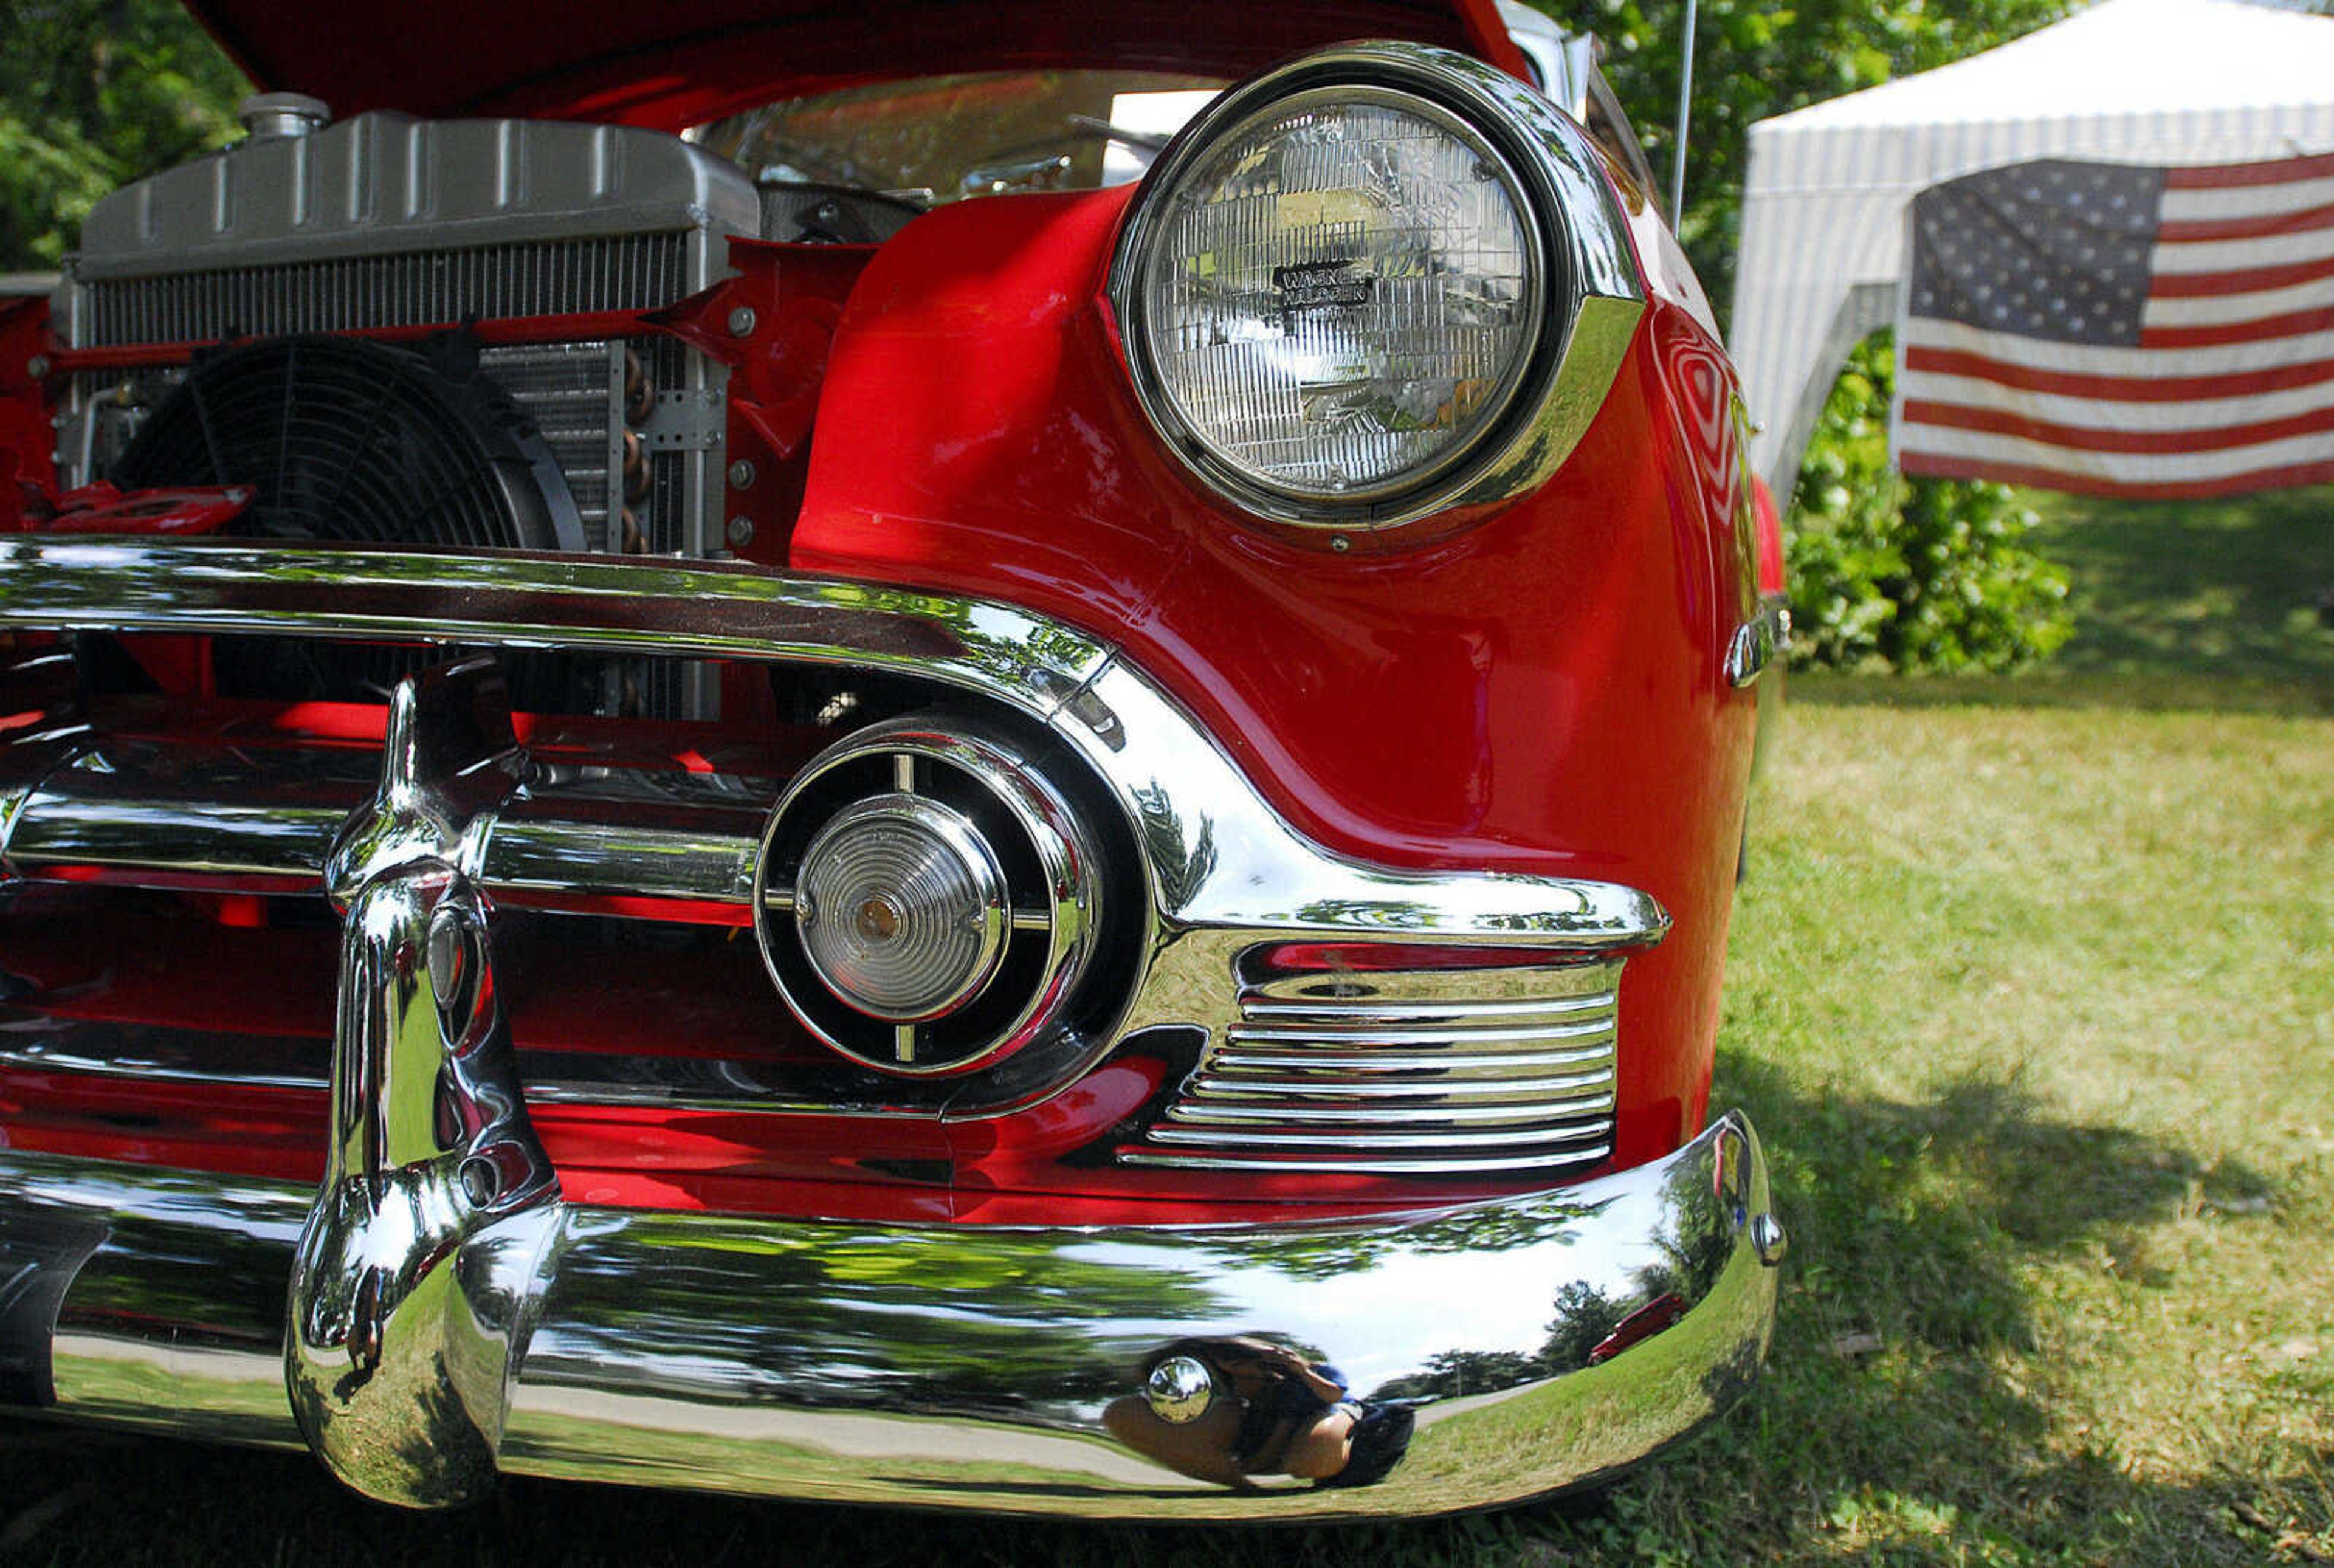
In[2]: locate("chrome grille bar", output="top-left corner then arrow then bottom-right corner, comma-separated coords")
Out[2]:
0,539 -> 1112,714
1124,957 -> 1623,1176
0,737 -> 767,909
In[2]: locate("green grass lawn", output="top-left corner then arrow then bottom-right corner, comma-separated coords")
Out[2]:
5,492 -> 2331,1565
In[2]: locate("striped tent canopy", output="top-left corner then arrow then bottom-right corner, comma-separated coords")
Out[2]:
1730,0 -> 2334,497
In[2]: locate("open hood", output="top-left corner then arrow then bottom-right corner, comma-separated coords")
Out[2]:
188,0 -> 1527,131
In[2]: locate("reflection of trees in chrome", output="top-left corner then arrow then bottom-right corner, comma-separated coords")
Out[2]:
1279,896 -> 1632,940
1371,1347 -> 1548,1403
1290,895 -> 1435,931
1357,1165 -> 1738,1402
1637,1149 -> 1735,1306
1130,783 -> 1214,910
1264,1193 -> 1607,1286
1367,1279 -> 1627,1402
545,1220 -> 1230,1414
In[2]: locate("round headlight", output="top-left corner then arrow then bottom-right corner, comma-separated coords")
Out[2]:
1127,88 -> 1541,509
1110,44 -> 1648,532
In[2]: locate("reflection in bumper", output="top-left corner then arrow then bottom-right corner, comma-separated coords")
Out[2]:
0,1113 -> 1780,1519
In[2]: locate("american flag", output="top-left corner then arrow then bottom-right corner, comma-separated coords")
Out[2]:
1893,151 -> 2334,498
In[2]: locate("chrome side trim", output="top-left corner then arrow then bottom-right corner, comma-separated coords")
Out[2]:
1050,659 -> 1665,1158
0,1113 -> 1782,1518
1056,661 -> 1667,952
1727,595 -> 1791,689
1126,954 -> 1624,1175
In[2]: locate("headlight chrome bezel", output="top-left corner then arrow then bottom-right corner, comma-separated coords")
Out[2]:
1107,42 -> 1648,533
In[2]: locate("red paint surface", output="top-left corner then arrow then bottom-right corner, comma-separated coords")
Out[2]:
1751,477 -> 1786,599
0,297 -> 52,530
21,481 -> 248,535
790,184 -> 1758,1171
187,0 -> 1526,128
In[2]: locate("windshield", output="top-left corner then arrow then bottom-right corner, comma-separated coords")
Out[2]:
694,71 -> 1223,201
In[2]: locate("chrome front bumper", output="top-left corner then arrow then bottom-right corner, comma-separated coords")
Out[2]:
0,1113 -> 1780,1519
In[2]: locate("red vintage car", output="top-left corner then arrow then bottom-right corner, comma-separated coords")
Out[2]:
0,0 -> 1788,1518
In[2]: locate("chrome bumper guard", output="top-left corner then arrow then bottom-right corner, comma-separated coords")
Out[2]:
0,1114 -> 1779,1518
0,539 -> 1776,1514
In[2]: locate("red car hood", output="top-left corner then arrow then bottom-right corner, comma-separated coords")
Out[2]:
189,0 -> 1526,131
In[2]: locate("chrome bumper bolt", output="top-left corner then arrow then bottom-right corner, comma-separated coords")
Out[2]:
1749,1211 -> 1789,1267
1143,1355 -> 1214,1424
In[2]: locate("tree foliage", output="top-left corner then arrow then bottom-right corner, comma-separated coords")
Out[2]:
1786,334 -> 2074,673
0,0 -> 246,270
1530,0 -> 2068,328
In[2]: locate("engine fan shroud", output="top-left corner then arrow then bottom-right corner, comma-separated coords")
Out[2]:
109,332 -> 596,706
113,333 -> 584,551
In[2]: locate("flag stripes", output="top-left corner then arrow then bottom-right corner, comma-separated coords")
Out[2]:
1896,151 -> 2334,496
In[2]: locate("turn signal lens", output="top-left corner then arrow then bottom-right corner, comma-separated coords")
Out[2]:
794,796 -> 1007,1021
1127,86 -> 1542,507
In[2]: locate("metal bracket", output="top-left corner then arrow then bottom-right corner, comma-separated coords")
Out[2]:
638,385 -> 725,452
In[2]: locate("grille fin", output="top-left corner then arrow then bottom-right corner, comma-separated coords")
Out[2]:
81,235 -> 691,347
480,342 -> 619,552
1123,958 -> 1623,1177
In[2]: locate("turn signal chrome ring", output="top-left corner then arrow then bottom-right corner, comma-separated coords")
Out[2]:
754,719 -> 1103,1078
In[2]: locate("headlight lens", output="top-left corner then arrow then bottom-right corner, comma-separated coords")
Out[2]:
1126,86 -> 1544,508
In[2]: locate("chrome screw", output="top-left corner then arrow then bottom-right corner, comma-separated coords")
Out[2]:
726,305 -> 758,338
458,1156 -> 500,1207
726,515 -> 756,548
728,459 -> 757,490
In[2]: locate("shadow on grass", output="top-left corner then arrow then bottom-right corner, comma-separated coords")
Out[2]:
1,1064 -> 2324,1567
1526,1056 -> 2332,1566
1785,484 -> 2334,718
2027,487 -> 2334,687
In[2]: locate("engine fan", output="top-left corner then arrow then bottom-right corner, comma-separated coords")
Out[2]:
114,333 -> 582,551
111,334 -> 591,704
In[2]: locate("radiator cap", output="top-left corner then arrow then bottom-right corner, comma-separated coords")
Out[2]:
236,92 -> 332,141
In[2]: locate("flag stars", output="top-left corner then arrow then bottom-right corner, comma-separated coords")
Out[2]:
1910,157 -> 2156,346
